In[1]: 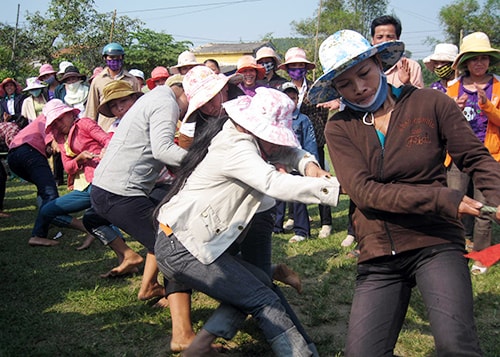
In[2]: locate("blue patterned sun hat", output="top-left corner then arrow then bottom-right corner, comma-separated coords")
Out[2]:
308,30 -> 404,104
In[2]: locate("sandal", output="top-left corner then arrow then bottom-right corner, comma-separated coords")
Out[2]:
288,235 -> 306,243
471,263 -> 488,275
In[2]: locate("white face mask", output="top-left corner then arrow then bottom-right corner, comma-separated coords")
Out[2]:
65,81 -> 82,93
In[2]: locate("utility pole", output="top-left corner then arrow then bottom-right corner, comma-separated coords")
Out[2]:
313,0 -> 323,81
11,4 -> 20,61
109,9 -> 117,43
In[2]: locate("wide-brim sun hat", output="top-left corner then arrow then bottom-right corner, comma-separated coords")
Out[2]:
171,51 -> 200,69
165,74 -> 184,87
37,63 -> 57,80
60,66 -> 87,83
452,32 -> 500,70
182,65 -> 230,123
23,77 -> 48,91
44,98 -> 80,133
90,66 -> 104,82
57,61 -> 74,75
223,87 -> 299,147
0,77 -> 23,96
255,46 -> 281,66
97,80 -> 143,117
308,29 -> 404,104
146,66 -> 170,90
129,69 -> 145,84
277,47 -> 316,71
236,55 -> 266,80
423,43 -> 458,71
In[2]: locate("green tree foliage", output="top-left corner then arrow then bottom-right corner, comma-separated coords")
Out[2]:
124,29 -> 191,77
1,0 -> 193,82
439,0 -> 499,47
24,0 -> 142,73
290,0 -> 388,79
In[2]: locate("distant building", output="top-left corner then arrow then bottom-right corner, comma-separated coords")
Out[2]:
192,41 -> 277,74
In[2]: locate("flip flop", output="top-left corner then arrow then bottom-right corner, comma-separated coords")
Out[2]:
471,264 -> 488,275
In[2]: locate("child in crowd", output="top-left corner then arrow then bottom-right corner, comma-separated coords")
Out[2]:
274,82 -> 319,243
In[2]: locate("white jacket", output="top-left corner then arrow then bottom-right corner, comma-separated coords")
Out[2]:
157,120 -> 340,264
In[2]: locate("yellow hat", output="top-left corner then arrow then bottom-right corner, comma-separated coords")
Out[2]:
98,80 -> 143,117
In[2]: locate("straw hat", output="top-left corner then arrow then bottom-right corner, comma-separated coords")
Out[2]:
97,80 -> 143,117
278,47 -> 315,71
255,46 -> 281,66
223,87 -> 299,147
171,51 -> 200,69
23,77 -> 48,92
182,65 -> 230,122
0,78 -> 23,96
236,55 -> 266,80
165,74 -> 184,88
37,64 -> 57,80
423,43 -> 458,71
146,66 -> 170,90
60,66 -> 87,83
452,32 -> 500,70
44,99 -> 80,133
308,30 -> 404,104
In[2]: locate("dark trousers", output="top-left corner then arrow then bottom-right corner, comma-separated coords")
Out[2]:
7,144 -> 59,206
317,145 -> 332,226
345,244 -> 482,357
90,185 -> 157,252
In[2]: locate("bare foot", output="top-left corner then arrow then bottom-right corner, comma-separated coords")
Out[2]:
76,234 -> 95,251
28,237 -> 60,247
0,211 -> 11,218
138,282 -> 165,301
152,297 -> 169,308
178,329 -> 220,356
273,263 -> 302,294
100,254 -> 143,278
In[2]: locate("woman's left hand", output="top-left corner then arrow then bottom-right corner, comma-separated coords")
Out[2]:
458,195 -> 483,218
305,162 -> 331,178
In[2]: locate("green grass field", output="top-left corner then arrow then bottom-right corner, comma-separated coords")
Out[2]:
1,178 -> 499,356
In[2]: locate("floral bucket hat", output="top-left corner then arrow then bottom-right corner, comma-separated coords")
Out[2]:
223,87 -> 299,148
308,29 -> 404,104
182,65 -> 230,123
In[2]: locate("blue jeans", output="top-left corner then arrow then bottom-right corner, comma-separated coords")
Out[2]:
33,184 -> 92,238
345,244 -> 482,357
225,208 -> 314,348
155,230 -> 312,356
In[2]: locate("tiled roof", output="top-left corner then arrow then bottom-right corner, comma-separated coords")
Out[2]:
192,41 -> 274,55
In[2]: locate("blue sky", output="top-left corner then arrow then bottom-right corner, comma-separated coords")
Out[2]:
2,0 -> 461,60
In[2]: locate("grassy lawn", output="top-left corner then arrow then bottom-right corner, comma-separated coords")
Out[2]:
1,178 -> 499,356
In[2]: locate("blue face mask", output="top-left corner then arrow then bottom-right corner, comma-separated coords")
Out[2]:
29,89 -> 42,97
44,76 -> 56,85
342,72 -> 388,113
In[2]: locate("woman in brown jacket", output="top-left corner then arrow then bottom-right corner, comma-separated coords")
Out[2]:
308,30 -> 500,357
